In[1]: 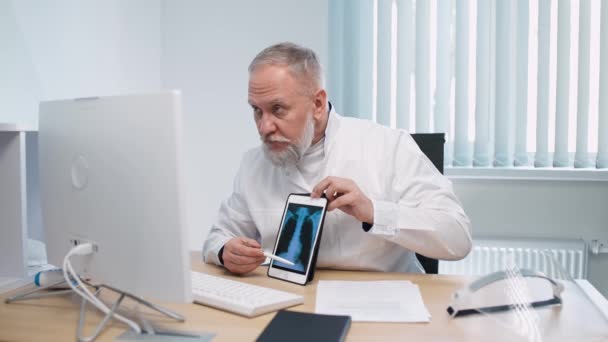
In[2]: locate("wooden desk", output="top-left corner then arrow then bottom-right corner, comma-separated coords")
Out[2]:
1,252 -> 605,341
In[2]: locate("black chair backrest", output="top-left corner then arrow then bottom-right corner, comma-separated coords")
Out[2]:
410,133 -> 445,274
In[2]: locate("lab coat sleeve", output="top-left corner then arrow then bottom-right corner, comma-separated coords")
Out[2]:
367,133 -> 472,260
202,160 -> 259,265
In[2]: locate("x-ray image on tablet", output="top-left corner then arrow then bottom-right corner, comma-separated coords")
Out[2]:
268,194 -> 327,285
274,204 -> 322,271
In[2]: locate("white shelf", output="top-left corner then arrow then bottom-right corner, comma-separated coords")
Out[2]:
0,127 -> 39,279
0,123 -> 36,132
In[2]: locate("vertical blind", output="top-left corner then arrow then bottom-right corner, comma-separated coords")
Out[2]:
328,0 -> 608,169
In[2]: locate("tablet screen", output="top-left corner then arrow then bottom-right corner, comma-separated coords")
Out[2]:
272,203 -> 324,275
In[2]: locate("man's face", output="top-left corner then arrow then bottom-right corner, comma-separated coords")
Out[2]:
248,65 -> 316,167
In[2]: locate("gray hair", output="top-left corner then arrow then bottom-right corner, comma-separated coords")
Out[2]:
248,42 -> 325,95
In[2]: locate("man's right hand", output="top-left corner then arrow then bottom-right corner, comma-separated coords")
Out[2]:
221,237 -> 266,274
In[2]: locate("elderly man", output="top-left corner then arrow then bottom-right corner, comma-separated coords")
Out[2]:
203,42 -> 472,275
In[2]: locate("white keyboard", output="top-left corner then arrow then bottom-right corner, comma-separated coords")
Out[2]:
191,271 -> 304,317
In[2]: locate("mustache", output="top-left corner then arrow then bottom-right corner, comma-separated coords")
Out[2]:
262,135 -> 291,144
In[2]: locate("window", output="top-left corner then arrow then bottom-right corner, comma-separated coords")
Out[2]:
328,0 -> 608,171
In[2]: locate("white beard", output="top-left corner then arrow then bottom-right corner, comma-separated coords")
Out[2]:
262,115 -> 315,168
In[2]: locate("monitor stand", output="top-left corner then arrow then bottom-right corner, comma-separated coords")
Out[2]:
5,278 -> 186,341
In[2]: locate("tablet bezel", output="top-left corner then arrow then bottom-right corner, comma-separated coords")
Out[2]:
267,194 -> 327,285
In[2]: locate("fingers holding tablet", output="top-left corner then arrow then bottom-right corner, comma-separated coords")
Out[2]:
222,237 -> 266,274
311,176 -> 374,223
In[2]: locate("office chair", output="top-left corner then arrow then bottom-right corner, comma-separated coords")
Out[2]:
410,133 -> 445,274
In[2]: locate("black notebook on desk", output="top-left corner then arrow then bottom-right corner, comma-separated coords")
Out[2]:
256,310 -> 351,342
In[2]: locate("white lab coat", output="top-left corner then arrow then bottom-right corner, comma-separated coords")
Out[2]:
203,109 -> 472,273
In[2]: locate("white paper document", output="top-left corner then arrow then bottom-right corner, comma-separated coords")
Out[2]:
315,280 -> 431,323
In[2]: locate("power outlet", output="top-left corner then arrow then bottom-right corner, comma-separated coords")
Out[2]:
68,238 -> 98,252
590,240 -> 608,255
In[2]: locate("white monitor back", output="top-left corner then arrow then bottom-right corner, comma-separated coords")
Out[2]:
39,91 -> 192,303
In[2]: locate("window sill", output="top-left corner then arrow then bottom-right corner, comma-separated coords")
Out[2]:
445,166 -> 608,181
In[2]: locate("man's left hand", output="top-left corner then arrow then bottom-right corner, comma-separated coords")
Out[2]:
311,176 -> 374,224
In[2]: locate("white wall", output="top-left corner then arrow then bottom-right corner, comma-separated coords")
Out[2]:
0,0 -> 162,128
160,0 -> 328,250
0,0 -> 40,127
0,0 -> 162,241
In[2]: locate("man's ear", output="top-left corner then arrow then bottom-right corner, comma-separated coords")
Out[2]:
312,89 -> 327,121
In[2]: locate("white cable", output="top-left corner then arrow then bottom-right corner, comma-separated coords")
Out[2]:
62,246 -> 109,315
62,245 -> 141,333
62,247 -> 139,333
63,245 -> 140,333
62,244 -> 141,333
64,257 -> 140,332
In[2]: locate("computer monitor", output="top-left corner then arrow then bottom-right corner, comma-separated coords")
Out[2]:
38,91 -> 192,303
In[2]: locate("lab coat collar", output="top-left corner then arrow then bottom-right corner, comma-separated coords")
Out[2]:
323,102 -> 341,159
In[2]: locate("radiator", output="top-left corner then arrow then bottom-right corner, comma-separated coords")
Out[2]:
438,238 -> 588,279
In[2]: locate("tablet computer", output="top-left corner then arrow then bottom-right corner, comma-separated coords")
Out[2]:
267,194 -> 328,285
